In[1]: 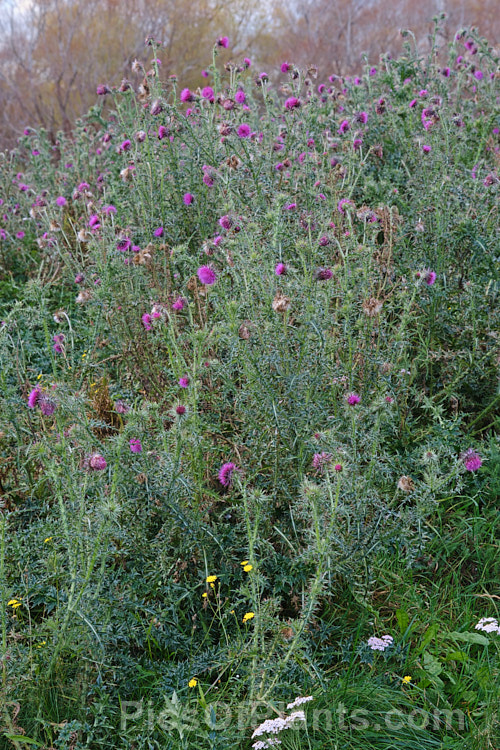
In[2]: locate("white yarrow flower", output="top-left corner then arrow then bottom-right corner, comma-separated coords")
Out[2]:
367,634 -> 394,651
475,617 -> 500,634
286,695 -> 313,710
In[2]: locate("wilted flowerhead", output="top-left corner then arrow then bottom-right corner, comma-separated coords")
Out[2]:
39,396 -> 56,416
397,475 -> 415,492
315,267 -> 333,281
114,400 -> 130,414
461,448 -> 482,472
197,266 -> 217,285
218,461 -> 238,487
312,452 -> 333,472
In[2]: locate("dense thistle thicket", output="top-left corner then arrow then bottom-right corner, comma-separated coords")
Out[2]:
0,22 -> 499,750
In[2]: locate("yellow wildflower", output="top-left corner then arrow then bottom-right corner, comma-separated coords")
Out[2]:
44,537 -> 53,543
240,560 -> 249,566
202,592 -> 208,598
37,373 -> 42,380
206,575 -> 218,583
188,678 -> 197,688
8,599 -> 22,609
402,675 -> 412,684
243,564 -> 253,572
242,612 -> 255,623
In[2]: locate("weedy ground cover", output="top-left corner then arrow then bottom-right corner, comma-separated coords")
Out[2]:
0,19 -> 498,750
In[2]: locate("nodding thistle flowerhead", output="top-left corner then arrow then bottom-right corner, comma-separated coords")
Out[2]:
312,452 -> 333,472
88,453 -> 107,471
346,392 -> 361,405
197,266 -> 217,285
237,123 -> 251,138
285,96 -> 301,110
28,387 -> 41,409
129,438 -> 142,453
218,462 -> 238,487
461,448 -> 482,472
180,88 -> 194,103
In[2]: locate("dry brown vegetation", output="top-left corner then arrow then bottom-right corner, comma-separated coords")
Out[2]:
0,0 -> 498,149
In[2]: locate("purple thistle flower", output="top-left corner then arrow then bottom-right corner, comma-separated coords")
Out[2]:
218,461 -> 238,487
461,448 -> 482,472
158,125 -> 168,139
422,145 -> 431,153
312,452 -> 333,472
338,119 -> 350,135
217,36 -> 229,48
202,86 -> 214,100
141,313 -> 152,331
183,193 -> 194,205
176,405 -> 186,415
74,273 -> 84,284
129,438 -> 142,453
424,270 -> 437,286
219,215 -> 232,229
180,88 -> 194,103
356,111 -> 368,124
154,226 -> 164,237
120,139 -> 131,152
56,196 -> 66,206
39,396 -> 56,416
178,376 -> 189,388
346,392 -> 361,405
275,262 -> 287,276
235,90 -> 246,104
281,62 -> 291,73
409,99 -> 417,108
315,267 -> 333,281
197,266 -> 217,285
237,123 -> 251,138
117,237 -> 132,252
285,97 -> 300,110
474,70 -> 483,81
172,296 -> 186,310
28,387 -> 41,409
89,453 -> 107,471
